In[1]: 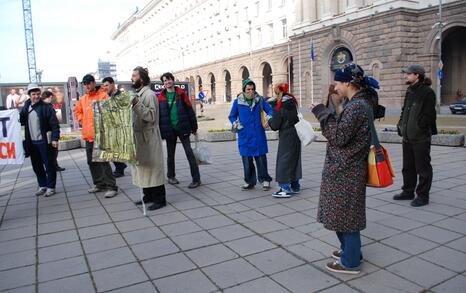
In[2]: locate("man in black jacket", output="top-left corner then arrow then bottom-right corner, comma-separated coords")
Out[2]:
395,64 -> 437,207
158,72 -> 201,188
20,84 -> 60,197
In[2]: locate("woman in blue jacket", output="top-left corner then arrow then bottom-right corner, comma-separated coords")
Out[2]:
228,79 -> 273,191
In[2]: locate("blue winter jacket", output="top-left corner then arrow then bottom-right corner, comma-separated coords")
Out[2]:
228,93 -> 273,157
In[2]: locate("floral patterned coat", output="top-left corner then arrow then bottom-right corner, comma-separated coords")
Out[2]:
312,93 -> 371,232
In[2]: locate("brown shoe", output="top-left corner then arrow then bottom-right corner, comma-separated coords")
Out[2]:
325,260 -> 360,275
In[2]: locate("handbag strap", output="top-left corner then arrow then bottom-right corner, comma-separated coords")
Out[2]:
364,102 -> 380,147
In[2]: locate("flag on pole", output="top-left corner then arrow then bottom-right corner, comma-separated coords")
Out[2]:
310,40 -> 315,61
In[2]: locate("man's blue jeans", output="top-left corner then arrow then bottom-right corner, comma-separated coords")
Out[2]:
241,155 -> 272,185
30,140 -> 56,189
336,231 -> 362,268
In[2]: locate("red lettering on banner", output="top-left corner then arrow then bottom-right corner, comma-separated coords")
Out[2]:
0,142 -> 16,159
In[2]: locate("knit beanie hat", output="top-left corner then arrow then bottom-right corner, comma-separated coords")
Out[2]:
334,63 -> 364,83
242,79 -> 256,92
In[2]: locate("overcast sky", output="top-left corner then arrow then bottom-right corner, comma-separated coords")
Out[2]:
0,0 -> 147,83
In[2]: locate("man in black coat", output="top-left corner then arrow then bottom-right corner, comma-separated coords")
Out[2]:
395,64 -> 437,207
20,84 -> 60,197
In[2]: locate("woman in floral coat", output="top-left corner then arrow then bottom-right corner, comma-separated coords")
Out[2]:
311,64 -> 374,274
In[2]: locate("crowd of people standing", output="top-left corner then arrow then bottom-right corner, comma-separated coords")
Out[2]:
17,61 -> 437,275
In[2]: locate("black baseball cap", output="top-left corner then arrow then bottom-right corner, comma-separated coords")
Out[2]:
82,74 -> 95,84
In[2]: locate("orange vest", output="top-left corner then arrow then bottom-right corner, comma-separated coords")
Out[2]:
74,88 -> 108,142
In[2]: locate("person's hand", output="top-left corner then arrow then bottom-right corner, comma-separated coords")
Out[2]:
51,141 -> 58,148
264,120 -> 269,128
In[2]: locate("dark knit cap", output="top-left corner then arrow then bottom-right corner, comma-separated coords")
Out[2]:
334,63 -> 364,83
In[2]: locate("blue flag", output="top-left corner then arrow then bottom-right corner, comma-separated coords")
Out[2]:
310,40 -> 315,62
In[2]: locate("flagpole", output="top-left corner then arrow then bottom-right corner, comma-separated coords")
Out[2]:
310,38 -> 314,104
298,38 -> 302,107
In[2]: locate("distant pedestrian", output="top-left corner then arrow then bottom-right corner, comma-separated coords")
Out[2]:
158,72 -> 201,188
131,67 -> 167,210
102,76 -> 128,178
395,64 -> 437,207
74,74 -> 118,198
268,83 -> 301,198
41,90 -> 65,172
228,79 -> 273,191
310,63 -> 372,275
20,84 -> 60,197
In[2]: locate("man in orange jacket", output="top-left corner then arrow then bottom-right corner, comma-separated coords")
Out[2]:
74,74 -> 118,198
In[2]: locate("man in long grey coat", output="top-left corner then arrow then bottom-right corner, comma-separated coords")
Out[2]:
131,67 -> 166,210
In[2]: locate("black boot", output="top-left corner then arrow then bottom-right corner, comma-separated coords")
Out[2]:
411,197 -> 429,207
134,195 -> 153,206
148,201 -> 167,210
393,192 -> 415,200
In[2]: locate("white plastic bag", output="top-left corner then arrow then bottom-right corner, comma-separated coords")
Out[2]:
294,113 -> 317,147
192,135 -> 212,165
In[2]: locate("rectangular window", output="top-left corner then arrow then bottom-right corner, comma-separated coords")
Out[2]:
281,19 -> 287,38
267,0 -> 272,11
268,23 -> 273,43
255,2 -> 260,17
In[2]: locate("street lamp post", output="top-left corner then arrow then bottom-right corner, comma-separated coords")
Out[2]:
248,20 -> 252,78
436,0 -> 443,114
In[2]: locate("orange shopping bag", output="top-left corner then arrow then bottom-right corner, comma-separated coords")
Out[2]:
367,145 -> 395,188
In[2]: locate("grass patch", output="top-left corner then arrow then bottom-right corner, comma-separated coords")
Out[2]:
207,128 -> 231,132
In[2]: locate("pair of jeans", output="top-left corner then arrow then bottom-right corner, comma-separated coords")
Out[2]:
85,141 -> 117,191
30,141 -> 56,188
165,130 -> 200,183
241,155 -> 272,185
402,140 -> 433,200
336,231 -> 362,268
279,180 -> 300,192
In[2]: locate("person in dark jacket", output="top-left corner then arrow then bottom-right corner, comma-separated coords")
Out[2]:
20,84 -> 60,197
102,76 -> 127,178
395,64 -> 437,207
158,72 -> 201,189
311,63 -> 372,275
268,83 -> 301,198
229,79 -> 273,191
41,91 -> 65,172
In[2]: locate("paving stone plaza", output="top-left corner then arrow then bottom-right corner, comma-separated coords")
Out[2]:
1,141 -> 466,292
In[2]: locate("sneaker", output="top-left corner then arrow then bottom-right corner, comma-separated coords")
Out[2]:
188,181 -> 201,189
168,177 -> 180,185
262,181 -> 271,191
272,189 -> 293,198
393,192 -> 414,200
325,260 -> 360,275
44,188 -> 56,197
332,250 -> 364,262
88,186 -> 105,193
291,188 -> 300,194
35,187 -> 47,196
104,190 -> 118,198
411,197 -> 429,207
241,184 -> 255,190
